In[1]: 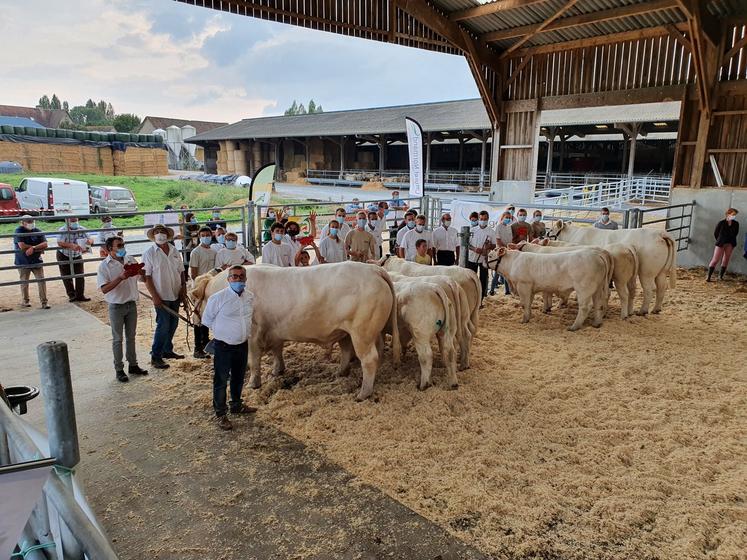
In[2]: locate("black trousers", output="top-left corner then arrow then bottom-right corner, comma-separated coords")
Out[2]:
435,250 -> 456,266
194,325 -> 210,352
466,261 -> 489,300
57,251 -> 84,300
213,340 -> 248,417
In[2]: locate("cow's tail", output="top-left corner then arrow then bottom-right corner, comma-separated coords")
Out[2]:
468,270 -> 481,331
627,246 -> 639,302
378,268 -> 401,366
662,233 -> 677,288
448,279 -> 464,340
601,250 -> 614,301
434,284 -> 456,340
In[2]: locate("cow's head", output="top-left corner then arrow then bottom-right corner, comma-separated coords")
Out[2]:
188,269 -> 221,325
547,219 -> 567,240
486,246 -> 507,270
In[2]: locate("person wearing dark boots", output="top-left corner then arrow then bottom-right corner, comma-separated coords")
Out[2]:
707,208 -> 739,282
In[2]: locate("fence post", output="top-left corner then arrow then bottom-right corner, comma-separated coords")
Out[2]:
37,341 -> 84,559
459,226 -> 470,268
622,209 -> 630,229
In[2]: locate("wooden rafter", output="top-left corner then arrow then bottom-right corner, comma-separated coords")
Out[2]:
663,23 -> 692,53
449,0 -> 549,22
482,0 -> 680,43
722,33 -> 747,64
675,0 -> 721,47
501,0 -> 580,57
504,56 -> 532,91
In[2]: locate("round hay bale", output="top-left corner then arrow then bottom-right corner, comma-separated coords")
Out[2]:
24,127 -> 38,136
73,131 -> 86,141
36,129 -> 48,138
1,125 -> 13,134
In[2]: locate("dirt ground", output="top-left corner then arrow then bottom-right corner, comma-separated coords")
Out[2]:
2,266 -> 746,559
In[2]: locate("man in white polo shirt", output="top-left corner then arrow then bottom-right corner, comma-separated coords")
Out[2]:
432,212 -> 459,266
467,210 -> 496,304
399,214 -> 433,263
142,224 -> 186,369
97,236 -> 149,382
201,265 -> 257,430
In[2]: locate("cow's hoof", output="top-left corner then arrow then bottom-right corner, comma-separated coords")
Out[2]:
249,377 -> 262,389
592,322 -> 602,329
336,368 -> 351,377
417,382 -> 432,391
567,325 -> 580,332
449,383 -> 459,390
355,391 -> 372,402
636,310 -> 649,317
543,309 -> 552,314
652,308 -> 662,314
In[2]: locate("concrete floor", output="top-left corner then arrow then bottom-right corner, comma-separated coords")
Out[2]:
2,305 -> 487,559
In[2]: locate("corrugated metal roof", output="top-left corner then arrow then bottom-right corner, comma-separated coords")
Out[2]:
188,98 -> 681,143
188,99 -> 491,142
0,116 -> 45,129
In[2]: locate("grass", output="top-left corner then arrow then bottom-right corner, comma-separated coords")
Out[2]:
0,173 -> 252,235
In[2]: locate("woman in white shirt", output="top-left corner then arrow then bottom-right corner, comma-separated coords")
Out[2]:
318,219 -> 346,263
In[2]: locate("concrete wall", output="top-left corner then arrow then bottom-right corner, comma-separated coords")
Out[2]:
670,187 -> 747,274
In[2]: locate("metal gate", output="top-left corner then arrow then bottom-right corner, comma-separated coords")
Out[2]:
628,201 -> 695,252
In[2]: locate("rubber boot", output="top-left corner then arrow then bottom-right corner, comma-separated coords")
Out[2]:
719,268 -> 726,280
706,267 -> 715,282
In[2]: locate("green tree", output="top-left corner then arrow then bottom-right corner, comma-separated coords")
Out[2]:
113,113 -> 141,133
297,103 -> 307,115
50,94 -> 61,110
284,100 -> 299,116
85,99 -> 95,109
62,101 -> 69,112
37,95 -> 51,109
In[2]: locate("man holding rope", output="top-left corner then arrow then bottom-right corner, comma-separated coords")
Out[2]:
466,210 -> 496,306
142,224 -> 187,370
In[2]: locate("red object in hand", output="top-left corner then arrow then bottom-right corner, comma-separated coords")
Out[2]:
124,262 -> 144,277
298,236 -> 315,247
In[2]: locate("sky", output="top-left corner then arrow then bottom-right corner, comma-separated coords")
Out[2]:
0,0 -> 479,124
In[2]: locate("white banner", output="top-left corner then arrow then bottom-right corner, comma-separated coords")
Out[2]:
405,117 -> 424,198
450,199 -> 508,230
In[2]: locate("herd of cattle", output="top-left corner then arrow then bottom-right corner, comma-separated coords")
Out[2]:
189,220 -> 677,400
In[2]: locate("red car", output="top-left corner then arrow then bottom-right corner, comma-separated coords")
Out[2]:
0,183 -> 21,217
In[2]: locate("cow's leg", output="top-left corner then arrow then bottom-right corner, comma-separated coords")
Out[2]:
616,278 -> 630,320
439,332 -> 459,389
652,273 -> 667,314
591,289 -> 604,328
351,336 -> 380,401
542,291 -> 552,313
457,326 -> 471,371
399,329 -> 411,360
413,337 -> 433,391
637,276 -> 655,315
271,343 -> 285,376
569,295 -> 592,331
627,276 -> 637,317
248,341 -> 262,389
337,336 -> 354,377
519,288 -> 533,323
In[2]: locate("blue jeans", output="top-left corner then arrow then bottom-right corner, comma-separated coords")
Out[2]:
490,271 -> 510,295
151,299 -> 180,359
213,340 -> 248,416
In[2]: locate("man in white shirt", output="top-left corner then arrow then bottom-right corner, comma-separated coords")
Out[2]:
210,226 -> 226,252
142,224 -> 187,369
432,212 -> 459,266
320,208 -> 351,241
366,209 -> 387,258
318,219 -> 346,263
491,211 -> 514,296
97,236 -> 149,382
215,232 -> 256,269
201,265 -> 257,430
395,210 -> 417,254
400,214 -> 433,262
261,223 -> 295,266
467,210 -> 496,304
190,227 -> 219,359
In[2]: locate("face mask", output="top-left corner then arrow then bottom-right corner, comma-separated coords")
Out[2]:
479,220 -> 488,227
154,233 -> 168,245
217,235 -> 225,244
336,215 -> 345,220
415,224 -> 424,233
23,222 -> 35,230
534,215 -> 542,222
115,248 -> 127,258
601,215 -> 610,223
406,221 -> 415,229
443,220 -> 451,228
200,236 -> 211,246
470,219 -> 479,227
726,215 -> 736,221
229,281 -> 245,295
225,240 -> 237,250
369,219 -> 377,227
268,212 -> 275,219
273,233 -> 283,242
212,213 -> 220,219
190,218 -> 197,224
502,218 -> 511,226
509,210 -> 515,216
329,227 -> 338,236
357,218 -> 366,228
69,222 -> 79,230
517,215 -> 527,223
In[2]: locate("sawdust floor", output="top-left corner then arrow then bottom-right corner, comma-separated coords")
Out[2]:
4,268 -> 746,559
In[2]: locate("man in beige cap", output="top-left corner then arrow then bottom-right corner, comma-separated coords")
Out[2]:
142,224 -> 186,369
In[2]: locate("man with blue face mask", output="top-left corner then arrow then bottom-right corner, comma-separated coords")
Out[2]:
594,207 -> 619,230
206,207 -> 227,232
261,223 -> 294,266
466,210 -> 496,305
345,211 -> 377,262
190,227 -> 219,359
201,265 -> 258,431
57,216 -> 93,302
395,210 -> 418,255
215,232 -> 255,270
97,236 -> 149,382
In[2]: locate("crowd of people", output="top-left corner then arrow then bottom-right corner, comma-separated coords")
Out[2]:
8,196 -> 744,430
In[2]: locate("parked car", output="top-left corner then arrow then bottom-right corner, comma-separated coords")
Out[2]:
89,185 -> 137,214
0,183 -> 21,217
15,177 -> 90,216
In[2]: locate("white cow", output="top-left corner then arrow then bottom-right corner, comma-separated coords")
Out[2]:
190,262 -> 400,401
547,220 -> 675,315
519,240 -> 639,319
487,247 -> 613,331
387,274 -> 459,390
380,256 -> 480,369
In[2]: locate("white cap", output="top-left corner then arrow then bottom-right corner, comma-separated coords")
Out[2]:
20,214 -> 34,221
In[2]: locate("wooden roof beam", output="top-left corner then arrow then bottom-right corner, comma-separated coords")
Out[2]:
449,0 -> 549,22
501,0 -> 580,57
676,0 -> 721,47
482,0 -> 680,43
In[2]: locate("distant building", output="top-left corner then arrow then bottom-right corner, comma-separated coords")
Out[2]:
0,105 -> 73,129
0,116 -> 45,129
137,116 -> 228,136
138,116 -> 229,170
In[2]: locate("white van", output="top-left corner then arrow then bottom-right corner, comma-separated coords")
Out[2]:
15,178 -> 90,216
